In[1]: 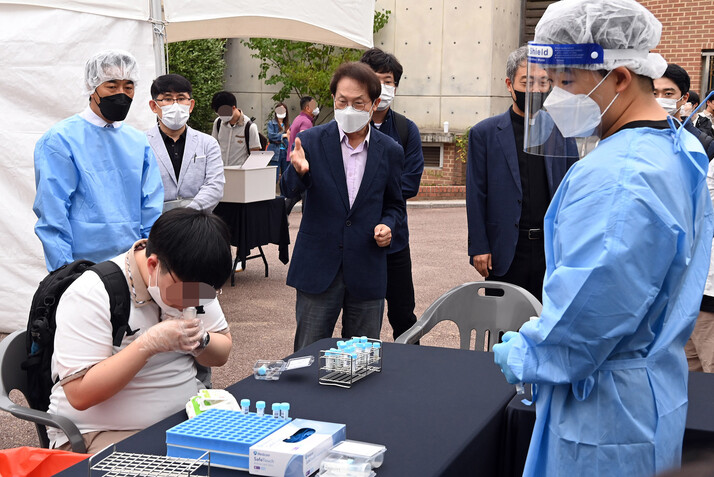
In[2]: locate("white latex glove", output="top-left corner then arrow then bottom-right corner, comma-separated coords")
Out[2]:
136,319 -> 203,355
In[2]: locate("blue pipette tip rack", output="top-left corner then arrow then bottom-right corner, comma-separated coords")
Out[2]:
166,408 -> 291,470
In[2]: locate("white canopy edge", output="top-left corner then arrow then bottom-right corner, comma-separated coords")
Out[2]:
0,0 -> 149,20
163,0 -> 375,48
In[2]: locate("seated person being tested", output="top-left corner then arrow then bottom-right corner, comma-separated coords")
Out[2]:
49,208 -> 233,453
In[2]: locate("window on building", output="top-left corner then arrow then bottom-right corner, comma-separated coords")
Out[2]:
422,144 -> 443,168
703,51 -> 714,95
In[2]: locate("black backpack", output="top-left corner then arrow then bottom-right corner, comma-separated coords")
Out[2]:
21,260 -> 134,411
391,111 -> 410,151
215,117 -> 269,151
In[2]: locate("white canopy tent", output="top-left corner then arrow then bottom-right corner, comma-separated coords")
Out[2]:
0,0 -> 375,332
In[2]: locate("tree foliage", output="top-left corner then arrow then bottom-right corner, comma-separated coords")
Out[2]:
167,39 -> 227,133
241,10 -> 390,124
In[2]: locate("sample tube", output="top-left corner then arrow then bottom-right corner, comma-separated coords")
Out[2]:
240,399 -> 250,414
256,401 -> 266,417
364,342 -> 374,364
372,342 -> 381,361
280,402 -> 290,420
272,402 -> 280,419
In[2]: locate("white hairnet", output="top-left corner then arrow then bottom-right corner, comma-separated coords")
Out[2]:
534,0 -> 667,79
83,49 -> 140,95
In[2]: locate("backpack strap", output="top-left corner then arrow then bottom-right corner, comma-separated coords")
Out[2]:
90,261 -> 135,347
245,119 -> 255,152
391,111 -> 409,151
215,117 -> 221,135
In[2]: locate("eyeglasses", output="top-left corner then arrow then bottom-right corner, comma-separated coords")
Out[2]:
154,96 -> 192,105
334,98 -> 372,112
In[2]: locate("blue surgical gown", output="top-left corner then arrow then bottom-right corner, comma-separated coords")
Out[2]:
33,115 -> 164,271
506,127 -> 714,477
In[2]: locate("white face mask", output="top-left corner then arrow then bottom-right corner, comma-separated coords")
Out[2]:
219,115 -> 232,123
160,103 -> 190,130
655,96 -> 683,116
312,106 -> 320,116
334,105 -> 373,133
147,264 -> 182,318
542,71 -> 618,138
276,113 -> 286,119
376,84 -> 395,111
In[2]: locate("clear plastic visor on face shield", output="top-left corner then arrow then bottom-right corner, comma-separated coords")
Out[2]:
524,42 -> 638,159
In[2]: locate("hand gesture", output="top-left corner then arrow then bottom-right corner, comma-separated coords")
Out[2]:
374,224 -> 392,247
472,253 -> 492,278
291,137 -> 309,176
136,318 -> 204,356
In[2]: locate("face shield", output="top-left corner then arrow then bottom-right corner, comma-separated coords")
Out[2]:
524,43 -> 633,158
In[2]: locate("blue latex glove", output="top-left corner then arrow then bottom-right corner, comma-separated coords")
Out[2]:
493,331 -> 520,384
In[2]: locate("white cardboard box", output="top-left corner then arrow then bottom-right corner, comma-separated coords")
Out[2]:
249,418 -> 346,477
223,166 -> 277,203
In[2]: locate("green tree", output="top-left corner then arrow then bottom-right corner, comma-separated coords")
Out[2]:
167,39 -> 227,133
241,10 -> 390,124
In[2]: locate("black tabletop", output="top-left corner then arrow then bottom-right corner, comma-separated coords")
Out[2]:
57,340 -> 516,477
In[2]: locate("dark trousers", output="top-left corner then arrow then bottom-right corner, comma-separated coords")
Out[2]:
486,234 -> 545,303
294,268 -> 384,351
386,245 -> 417,340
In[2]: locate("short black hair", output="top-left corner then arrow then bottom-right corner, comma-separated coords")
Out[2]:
145,208 -> 232,289
661,64 -> 690,97
211,91 -> 237,112
299,96 -> 313,110
329,62 -> 382,103
688,90 -> 700,106
151,74 -> 192,99
359,48 -> 404,86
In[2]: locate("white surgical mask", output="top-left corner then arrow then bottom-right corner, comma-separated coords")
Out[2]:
312,106 -> 320,116
376,84 -> 395,111
276,113 -> 286,119
160,103 -> 190,130
542,71 -> 618,138
334,105 -> 373,133
147,264 -> 182,318
655,96 -> 683,116
219,115 -> 232,123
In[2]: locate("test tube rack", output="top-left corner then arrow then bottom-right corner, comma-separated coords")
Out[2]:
318,339 -> 382,389
166,408 -> 291,470
88,445 -> 210,477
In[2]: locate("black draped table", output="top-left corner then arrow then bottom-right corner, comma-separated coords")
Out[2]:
57,340 -> 516,477
213,198 -> 290,285
500,371 -> 714,477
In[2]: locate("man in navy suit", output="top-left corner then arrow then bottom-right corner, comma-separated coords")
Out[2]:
466,46 -> 576,302
282,62 -> 405,351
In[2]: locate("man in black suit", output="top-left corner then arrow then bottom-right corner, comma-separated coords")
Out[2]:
466,46 -> 576,302
282,62 -> 405,351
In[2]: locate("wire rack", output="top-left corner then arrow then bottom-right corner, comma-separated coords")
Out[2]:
318,339 -> 382,388
89,450 -> 210,477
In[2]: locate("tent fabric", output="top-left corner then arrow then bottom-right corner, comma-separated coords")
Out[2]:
163,0 -> 375,48
0,0 -> 148,20
0,3 -> 156,332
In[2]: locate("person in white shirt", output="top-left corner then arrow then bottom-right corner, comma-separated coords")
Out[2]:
210,91 -> 261,166
49,208 -> 233,453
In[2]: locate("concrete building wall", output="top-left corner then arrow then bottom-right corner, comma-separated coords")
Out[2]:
223,0 -> 522,134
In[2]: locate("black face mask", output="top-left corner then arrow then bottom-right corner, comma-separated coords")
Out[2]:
512,89 -> 549,113
96,93 -> 133,122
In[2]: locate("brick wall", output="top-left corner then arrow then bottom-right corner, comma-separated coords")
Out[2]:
639,0 -> 714,93
415,142 -> 467,200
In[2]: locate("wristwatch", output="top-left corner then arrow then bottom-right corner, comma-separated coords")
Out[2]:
197,331 -> 211,350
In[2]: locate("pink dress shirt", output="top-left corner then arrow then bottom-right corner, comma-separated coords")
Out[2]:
338,124 -> 371,208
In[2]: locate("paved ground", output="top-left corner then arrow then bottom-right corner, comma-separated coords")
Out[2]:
0,205 -> 479,450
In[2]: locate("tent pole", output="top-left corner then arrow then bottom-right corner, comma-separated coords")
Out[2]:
150,0 -> 167,75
